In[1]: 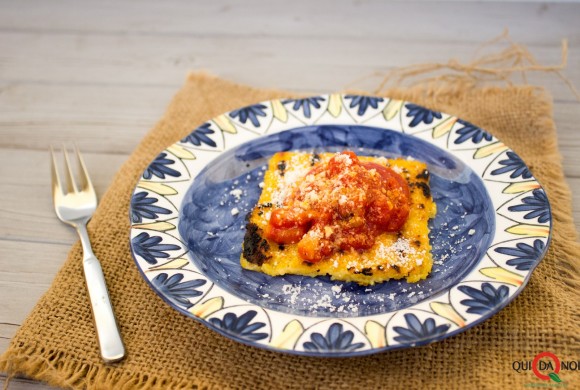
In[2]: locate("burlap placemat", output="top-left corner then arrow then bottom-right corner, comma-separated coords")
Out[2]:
1,72 -> 579,389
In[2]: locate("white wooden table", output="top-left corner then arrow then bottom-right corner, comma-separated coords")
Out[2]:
1,1 -> 579,388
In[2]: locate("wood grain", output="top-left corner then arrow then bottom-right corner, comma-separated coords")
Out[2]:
1,31 -> 578,96
1,1 -> 578,388
0,1 -> 578,46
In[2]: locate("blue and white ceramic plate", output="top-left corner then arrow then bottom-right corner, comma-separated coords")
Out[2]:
129,95 -> 552,356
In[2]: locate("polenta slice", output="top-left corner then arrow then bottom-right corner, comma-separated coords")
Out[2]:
241,151 -> 436,286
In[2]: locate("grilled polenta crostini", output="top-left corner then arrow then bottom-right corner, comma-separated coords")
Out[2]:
241,151 -> 436,286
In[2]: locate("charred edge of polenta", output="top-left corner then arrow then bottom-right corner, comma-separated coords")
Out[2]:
242,223 -> 270,266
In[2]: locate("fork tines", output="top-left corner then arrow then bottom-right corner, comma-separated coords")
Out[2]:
50,145 -> 94,195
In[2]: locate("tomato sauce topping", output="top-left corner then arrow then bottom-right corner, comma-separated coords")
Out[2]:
263,151 -> 411,263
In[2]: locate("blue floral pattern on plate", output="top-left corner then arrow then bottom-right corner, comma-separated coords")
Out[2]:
344,95 -> 384,115
491,151 -> 532,179
209,310 -> 268,341
129,94 -> 552,357
508,189 -> 551,223
393,313 -> 450,344
229,104 -> 268,127
303,323 -> 364,352
283,97 -> 325,118
130,191 -> 172,223
152,272 -> 206,309
454,119 -> 493,144
142,152 -> 181,180
181,123 -> 217,148
458,283 -> 510,315
131,232 -> 180,265
405,103 -> 442,127
495,239 -> 545,271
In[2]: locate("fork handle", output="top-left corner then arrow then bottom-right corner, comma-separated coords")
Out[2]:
83,257 -> 126,362
78,227 -> 126,363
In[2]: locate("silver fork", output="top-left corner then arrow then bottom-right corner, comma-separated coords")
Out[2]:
50,145 -> 125,363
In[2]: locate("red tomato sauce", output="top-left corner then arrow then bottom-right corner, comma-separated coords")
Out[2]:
263,151 -> 411,263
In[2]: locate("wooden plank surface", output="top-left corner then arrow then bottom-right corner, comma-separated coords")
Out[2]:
1,1 -> 579,388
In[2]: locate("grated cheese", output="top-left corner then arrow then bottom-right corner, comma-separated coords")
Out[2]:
230,189 -> 243,200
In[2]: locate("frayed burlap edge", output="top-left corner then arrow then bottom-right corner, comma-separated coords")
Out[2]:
1,345 -> 206,390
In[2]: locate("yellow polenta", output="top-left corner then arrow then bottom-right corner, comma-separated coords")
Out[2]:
241,152 -> 436,285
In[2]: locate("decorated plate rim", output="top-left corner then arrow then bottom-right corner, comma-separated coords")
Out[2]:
129,94 -> 552,357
